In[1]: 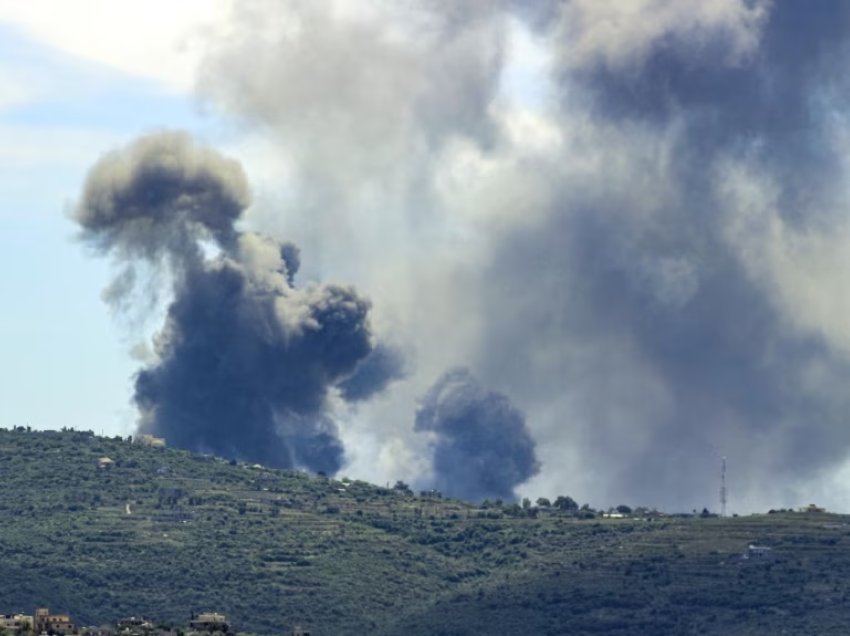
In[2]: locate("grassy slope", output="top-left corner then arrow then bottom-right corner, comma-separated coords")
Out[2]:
1,429 -> 849,635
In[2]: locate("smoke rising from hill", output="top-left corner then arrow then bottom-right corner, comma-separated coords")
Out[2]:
477,0 -> 850,506
70,1 -> 850,510
75,131 -> 388,472
415,368 -> 539,502
189,0 -> 850,510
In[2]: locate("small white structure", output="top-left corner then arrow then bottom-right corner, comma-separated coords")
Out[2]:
744,544 -> 773,560
97,457 -> 115,470
189,612 -> 230,633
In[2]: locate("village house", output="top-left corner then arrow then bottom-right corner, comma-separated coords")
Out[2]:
188,612 -> 229,633
602,512 -> 626,519
96,457 -> 115,470
35,607 -> 76,635
0,613 -> 34,634
800,503 -> 826,513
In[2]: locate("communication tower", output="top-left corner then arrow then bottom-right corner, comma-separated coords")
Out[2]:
720,456 -> 727,517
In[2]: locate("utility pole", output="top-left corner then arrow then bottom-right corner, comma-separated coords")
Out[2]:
720,456 -> 727,518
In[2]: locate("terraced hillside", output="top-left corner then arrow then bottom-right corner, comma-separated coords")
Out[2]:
1,428 -> 849,635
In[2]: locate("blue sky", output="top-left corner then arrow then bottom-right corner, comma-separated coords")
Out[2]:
0,18 -> 217,435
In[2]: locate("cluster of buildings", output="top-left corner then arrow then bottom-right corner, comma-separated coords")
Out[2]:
0,609 -> 74,635
0,609 -> 310,636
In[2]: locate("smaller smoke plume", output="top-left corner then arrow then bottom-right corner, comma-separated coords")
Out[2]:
279,241 -> 301,286
75,131 -> 388,473
415,368 -> 539,502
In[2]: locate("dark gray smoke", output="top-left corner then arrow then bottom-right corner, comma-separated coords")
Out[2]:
182,0 -> 850,510
338,343 -> 406,402
415,368 -> 539,502
473,0 -> 850,508
279,241 -> 301,286
75,131 -> 384,473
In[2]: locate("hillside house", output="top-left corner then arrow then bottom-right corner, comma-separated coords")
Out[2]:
188,612 -> 229,633
800,503 -> 826,513
97,457 -> 115,470
35,607 -> 76,635
744,544 -> 774,560
0,613 -> 34,634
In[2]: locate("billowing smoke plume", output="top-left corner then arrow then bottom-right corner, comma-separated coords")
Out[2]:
75,131 -> 387,473
174,0 -> 850,510
415,368 -> 539,502
476,0 -> 850,508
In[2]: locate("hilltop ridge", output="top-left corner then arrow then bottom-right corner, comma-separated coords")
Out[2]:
2,428 -> 850,635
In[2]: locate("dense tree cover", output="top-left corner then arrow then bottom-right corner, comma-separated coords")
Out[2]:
0,429 -> 848,635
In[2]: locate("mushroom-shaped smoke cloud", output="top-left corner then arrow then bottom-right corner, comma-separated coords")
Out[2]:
75,131 -> 398,473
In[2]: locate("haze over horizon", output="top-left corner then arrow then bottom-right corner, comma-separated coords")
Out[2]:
4,0 -> 850,514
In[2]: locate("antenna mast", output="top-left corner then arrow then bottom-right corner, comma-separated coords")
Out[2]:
720,456 -> 727,518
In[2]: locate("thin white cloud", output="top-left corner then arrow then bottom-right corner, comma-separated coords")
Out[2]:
0,65 -> 33,111
0,0 -> 230,90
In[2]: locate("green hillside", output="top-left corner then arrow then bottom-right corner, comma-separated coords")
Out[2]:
1,428 -> 849,635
